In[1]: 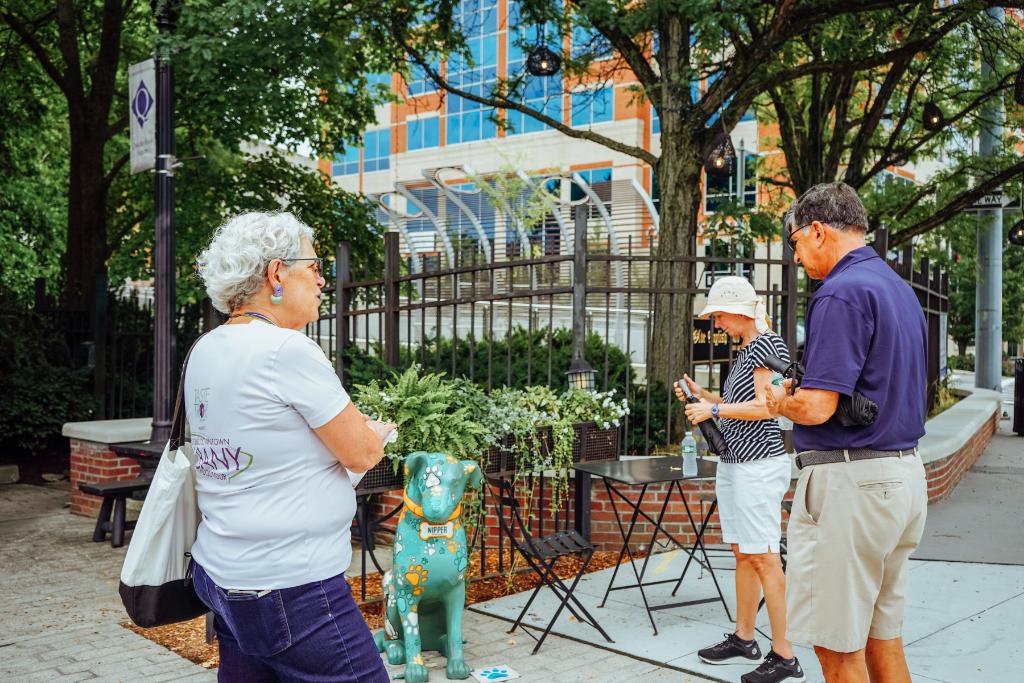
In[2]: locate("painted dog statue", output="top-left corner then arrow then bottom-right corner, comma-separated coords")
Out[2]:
374,451 -> 483,682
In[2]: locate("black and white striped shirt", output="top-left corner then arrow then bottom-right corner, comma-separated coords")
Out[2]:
718,331 -> 791,463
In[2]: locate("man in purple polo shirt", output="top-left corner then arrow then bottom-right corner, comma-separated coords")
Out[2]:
765,183 -> 927,683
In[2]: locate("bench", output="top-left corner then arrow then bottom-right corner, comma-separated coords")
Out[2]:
78,479 -> 150,547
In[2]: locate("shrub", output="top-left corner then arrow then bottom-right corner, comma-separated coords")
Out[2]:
0,297 -> 95,457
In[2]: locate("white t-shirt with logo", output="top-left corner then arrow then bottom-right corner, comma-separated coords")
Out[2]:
184,321 -> 355,589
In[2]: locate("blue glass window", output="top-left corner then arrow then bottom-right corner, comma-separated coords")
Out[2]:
407,117 -> 440,151
407,62 -> 439,96
332,145 -> 359,176
445,0 -> 500,145
570,167 -> 612,202
571,87 -> 613,127
571,25 -> 613,60
506,0 -> 563,135
363,129 -> 391,173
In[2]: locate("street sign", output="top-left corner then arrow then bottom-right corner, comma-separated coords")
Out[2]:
129,59 -> 156,174
962,193 -> 1019,212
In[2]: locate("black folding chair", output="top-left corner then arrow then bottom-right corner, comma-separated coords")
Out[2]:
487,475 -> 613,654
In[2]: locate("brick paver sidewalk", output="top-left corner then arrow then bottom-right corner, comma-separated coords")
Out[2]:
0,483 -> 693,682
0,484 -> 215,682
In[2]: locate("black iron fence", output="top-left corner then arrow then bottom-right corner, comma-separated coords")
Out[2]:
311,210 -> 948,453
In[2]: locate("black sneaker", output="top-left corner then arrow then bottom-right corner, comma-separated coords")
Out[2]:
698,633 -> 761,664
741,650 -> 805,683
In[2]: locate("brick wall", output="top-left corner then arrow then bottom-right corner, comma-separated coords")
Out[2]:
69,439 -> 141,517
924,410 -> 998,503
366,409 -> 997,554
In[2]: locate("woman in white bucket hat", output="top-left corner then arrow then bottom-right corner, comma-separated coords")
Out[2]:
674,275 -> 803,683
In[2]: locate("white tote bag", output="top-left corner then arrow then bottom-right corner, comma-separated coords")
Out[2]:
119,340 -> 208,627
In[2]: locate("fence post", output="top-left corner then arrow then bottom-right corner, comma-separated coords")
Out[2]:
873,224 -> 889,259
571,205 -> 592,540
383,231 -> 400,368
335,242 -> 351,383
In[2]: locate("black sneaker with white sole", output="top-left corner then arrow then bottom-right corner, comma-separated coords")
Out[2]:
740,650 -> 805,683
697,633 -> 761,664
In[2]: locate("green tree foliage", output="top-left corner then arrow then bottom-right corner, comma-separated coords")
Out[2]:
759,6 -> 1024,246
1,0 -> 392,308
358,0 -> 1024,385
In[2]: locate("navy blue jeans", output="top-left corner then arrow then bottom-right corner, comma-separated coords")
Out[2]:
192,562 -> 389,683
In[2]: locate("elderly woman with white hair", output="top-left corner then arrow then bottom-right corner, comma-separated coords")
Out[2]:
674,276 -> 804,683
186,211 -> 393,682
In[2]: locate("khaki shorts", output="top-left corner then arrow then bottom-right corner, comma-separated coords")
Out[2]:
785,452 -> 927,653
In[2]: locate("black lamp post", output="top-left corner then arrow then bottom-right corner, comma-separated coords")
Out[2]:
527,44 -> 561,77
568,204 -> 596,392
1009,219 -> 1024,246
704,132 -> 736,179
150,0 -> 179,445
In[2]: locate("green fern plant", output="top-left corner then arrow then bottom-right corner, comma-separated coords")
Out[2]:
354,366 -> 491,470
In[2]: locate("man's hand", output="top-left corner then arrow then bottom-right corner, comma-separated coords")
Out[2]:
765,382 -> 788,418
684,398 -> 713,424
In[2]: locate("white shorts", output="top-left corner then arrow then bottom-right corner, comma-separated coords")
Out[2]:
715,455 -> 793,554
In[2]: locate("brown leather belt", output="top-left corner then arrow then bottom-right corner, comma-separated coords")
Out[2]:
794,448 -> 918,470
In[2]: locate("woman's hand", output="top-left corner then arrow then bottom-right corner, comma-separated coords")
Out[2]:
684,398 -> 714,425
673,373 -> 704,403
366,419 -> 398,445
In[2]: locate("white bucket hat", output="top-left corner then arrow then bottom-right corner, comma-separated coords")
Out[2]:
697,276 -> 772,333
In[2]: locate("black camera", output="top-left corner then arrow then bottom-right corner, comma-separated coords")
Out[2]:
763,357 -> 878,427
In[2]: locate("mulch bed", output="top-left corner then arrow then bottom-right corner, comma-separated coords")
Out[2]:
124,547 -> 641,669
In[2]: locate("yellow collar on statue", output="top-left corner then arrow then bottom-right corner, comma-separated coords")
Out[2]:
402,491 -> 461,522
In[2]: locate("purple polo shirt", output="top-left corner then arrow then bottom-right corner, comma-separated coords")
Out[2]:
793,246 -> 927,452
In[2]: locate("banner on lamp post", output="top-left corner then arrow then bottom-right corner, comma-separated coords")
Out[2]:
129,59 -> 156,174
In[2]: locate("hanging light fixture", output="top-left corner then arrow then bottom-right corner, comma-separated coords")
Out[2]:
527,44 -> 560,77
1014,66 -> 1024,106
1010,219 -> 1024,246
922,101 -> 945,132
704,132 -> 736,179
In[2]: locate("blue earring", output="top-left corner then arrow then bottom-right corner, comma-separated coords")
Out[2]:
270,284 -> 283,305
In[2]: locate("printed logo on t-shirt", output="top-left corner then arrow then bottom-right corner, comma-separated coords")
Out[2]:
194,388 -> 211,420
192,434 -> 253,481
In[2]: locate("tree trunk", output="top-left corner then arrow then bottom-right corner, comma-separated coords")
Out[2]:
648,132 -> 703,404
957,338 -> 968,357
63,117 -> 110,311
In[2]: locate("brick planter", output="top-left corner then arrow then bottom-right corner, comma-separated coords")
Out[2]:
63,419 -> 151,518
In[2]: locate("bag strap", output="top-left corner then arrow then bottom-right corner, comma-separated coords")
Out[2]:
168,332 -> 210,450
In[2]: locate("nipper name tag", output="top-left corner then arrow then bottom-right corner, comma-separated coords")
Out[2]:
419,521 -> 455,540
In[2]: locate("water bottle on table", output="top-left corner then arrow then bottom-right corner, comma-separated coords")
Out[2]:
681,431 -> 698,477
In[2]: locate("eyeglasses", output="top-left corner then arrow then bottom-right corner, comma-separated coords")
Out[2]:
787,224 -> 812,251
281,257 -> 324,277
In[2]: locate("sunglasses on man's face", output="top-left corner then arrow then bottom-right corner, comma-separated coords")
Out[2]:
282,257 -> 324,277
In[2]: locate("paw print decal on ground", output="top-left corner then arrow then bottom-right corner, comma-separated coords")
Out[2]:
472,666 -> 519,682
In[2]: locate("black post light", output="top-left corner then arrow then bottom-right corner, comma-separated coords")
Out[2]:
527,44 -> 561,77
922,101 -> 946,132
704,131 -> 736,179
568,204 -> 596,392
567,357 -> 597,391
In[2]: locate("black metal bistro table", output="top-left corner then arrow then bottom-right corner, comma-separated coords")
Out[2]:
572,456 -> 730,635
